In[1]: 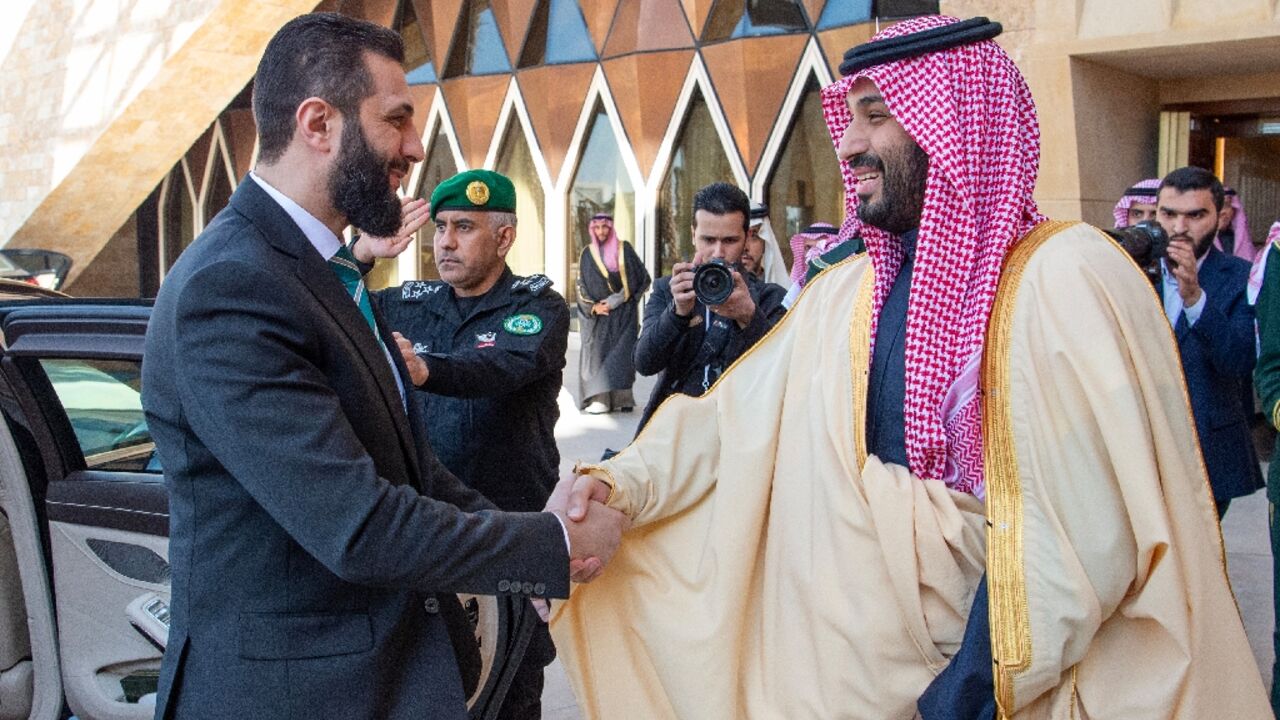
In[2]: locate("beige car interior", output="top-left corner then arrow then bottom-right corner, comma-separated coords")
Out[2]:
0,415 -> 61,720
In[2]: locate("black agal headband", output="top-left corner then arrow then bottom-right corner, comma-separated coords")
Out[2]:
1124,186 -> 1159,198
839,16 -> 1003,77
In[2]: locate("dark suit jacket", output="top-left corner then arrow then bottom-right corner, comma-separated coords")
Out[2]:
1174,247 -> 1264,505
634,272 -> 786,430
141,179 -> 569,720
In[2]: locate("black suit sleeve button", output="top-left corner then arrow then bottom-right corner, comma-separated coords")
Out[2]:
498,580 -> 510,592
533,582 -> 546,596
423,597 -> 440,614
522,582 -> 534,594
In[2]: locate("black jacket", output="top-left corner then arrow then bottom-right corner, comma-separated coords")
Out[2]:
142,180 -> 568,720
634,272 -> 786,430
372,268 -> 570,512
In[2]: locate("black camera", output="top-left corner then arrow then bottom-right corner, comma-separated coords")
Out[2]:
1106,220 -> 1170,287
693,258 -> 736,306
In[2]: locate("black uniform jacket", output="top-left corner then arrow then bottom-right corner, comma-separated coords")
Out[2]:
141,180 -> 568,720
372,267 -> 570,512
633,271 -> 786,430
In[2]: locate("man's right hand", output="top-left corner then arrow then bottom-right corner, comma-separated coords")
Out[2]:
352,197 -> 431,264
670,251 -> 704,317
545,471 -> 627,583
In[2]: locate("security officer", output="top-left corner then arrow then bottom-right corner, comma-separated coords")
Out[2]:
359,169 -> 570,719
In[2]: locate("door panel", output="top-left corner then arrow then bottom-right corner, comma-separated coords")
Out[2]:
49,521 -> 166,720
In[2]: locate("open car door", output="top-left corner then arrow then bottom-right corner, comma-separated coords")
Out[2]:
0,302 -> 163,720
0,301 -> 530,720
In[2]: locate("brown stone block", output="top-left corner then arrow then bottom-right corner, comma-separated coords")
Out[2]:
580,0 -> 623,51
440,74 -> 513,168
603,0 -> 695,57
518,62 -> 597,179
701,34 -> 808,176
602,49 -> 695,176
492,0 -> 540,65
817,24 -> 874,77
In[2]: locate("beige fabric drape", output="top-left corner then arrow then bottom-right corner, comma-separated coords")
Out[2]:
552,222 -> 1269,719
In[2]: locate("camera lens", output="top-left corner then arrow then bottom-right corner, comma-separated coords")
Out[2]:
693,260 -> 735,306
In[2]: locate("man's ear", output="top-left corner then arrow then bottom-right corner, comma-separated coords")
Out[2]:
496,224 -> 517,258
295,97 -> 337,154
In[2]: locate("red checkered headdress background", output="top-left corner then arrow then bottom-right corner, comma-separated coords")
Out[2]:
821,15 -> 1045,497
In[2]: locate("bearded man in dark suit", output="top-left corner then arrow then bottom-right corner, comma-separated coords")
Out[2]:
141,13 -> 625,720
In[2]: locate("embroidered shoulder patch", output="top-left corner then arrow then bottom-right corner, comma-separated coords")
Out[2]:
402,281 -> 443,300
502,314 -> 543,336
511,274 -> 553,294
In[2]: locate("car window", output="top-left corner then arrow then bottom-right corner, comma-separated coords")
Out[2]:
39,358 -> 160,472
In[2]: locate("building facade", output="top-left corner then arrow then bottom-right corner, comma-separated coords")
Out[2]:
3,0 -> 1280,298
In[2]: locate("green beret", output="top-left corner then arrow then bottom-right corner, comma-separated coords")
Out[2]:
430,169 -> 516,219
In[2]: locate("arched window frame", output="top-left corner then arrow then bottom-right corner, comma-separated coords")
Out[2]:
750,37 -> 835,201
484,80 -> 554,277
556,68 -> 648,302
644,55 -> 749,273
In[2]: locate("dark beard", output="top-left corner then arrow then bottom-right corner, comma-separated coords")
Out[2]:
853,141 -> 929,236
329,120 -> 405,237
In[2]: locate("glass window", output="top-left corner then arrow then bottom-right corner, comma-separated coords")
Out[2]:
161,162 -> 195,272
41,358 -> 159,473
567,102 -> 637,306
764,75 -> 845,269
519,0 -> 597,68
656,89 -> 735,277
443,0 -> 513,78
201,146 -> 234,230
416,129 -> 459,280
494,121 -> 546,275
397,0 -> 438,84
817,0 -> 871,28
703,0 -> 808,42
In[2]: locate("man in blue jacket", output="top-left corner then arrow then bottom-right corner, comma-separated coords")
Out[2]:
1152,166 -> 1263,519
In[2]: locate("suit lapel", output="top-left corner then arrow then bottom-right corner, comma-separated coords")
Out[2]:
233,180 -> 422,485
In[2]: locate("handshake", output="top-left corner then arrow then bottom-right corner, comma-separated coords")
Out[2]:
541,470 -> 629,603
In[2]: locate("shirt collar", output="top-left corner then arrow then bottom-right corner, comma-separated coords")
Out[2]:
249,172 -> 343,261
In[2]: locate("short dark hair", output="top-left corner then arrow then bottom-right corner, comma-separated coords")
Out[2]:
692,182 -> 751,232
1159,166 -> 1225,212
252,13 -> 405,164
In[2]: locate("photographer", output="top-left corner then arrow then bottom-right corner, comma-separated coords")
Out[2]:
634,182 -> 786,432
1148,166 -> 1263,519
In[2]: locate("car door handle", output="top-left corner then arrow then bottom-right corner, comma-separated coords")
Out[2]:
126,592 -> 170,651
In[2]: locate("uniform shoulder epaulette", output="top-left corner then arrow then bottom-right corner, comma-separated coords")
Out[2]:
400,280 -> 446,301
511,274 -> 554,295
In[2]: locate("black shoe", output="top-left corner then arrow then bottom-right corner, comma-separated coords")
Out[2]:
619,406 -> 634,413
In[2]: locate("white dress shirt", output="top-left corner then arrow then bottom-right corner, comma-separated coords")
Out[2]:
249,172 -> 406,405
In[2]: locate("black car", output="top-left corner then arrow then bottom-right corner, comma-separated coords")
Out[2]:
0,301 -> 530,720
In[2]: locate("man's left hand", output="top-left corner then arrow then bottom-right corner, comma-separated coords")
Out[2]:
352,197 -> 431,264
709,268 -> 756,328
392,332 -> 429,386
1167,238 -> 1203,307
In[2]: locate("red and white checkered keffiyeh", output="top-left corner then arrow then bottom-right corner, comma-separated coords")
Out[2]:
1112,178 -> 1160,228
821,15 -> 1045,497
1220,188 -> 1256,262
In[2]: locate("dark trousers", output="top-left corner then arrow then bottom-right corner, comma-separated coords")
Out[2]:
1271,502 -> 1280,717
496,621 -> 555,720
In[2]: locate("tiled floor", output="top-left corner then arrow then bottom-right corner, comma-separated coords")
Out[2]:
542,333 -> 1277,718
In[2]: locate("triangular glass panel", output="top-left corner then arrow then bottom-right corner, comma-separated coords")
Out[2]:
519,0 -> 598,68
396,1 -> 438,84
656,88 -> 735,276
443,0 -> 513,78
703,0 -> 808,42
817,0 -> 871,28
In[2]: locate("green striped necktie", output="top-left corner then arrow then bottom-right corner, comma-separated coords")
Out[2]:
327,243 -> 382,345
